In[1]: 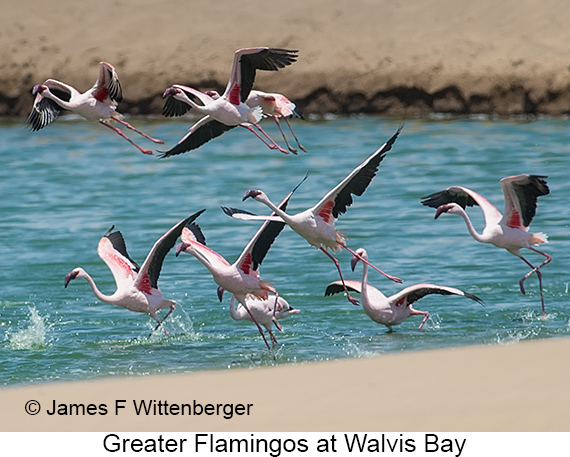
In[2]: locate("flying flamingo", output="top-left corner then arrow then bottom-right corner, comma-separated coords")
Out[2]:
27,61 -> 163,155
420,174 -> 551,315
229,294 -> 299,345
176,190 -> 296,351
64,210 -> 205,334
325,248 -> 483,331
223,127 -> 403,305
159,47 -> 298,157
204,89 -> 307,153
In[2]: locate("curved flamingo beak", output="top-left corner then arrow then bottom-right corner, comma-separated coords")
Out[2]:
175,242 -> 189,256
64,270 -> 79,288
435,204 -> 453,219
350,255 -> 361,272
32,84 -> 47,95
217,286 -> 224,302
242,189 -> 261,201
162,87 -> 179,98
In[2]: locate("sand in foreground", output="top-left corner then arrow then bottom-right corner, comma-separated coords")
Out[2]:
1,338 -> 569,432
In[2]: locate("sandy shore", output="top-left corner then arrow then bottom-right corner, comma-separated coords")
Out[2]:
3,0 -> 570,117
2,338 -> 569,432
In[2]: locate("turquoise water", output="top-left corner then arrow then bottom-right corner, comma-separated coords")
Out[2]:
1,115 -> 569,386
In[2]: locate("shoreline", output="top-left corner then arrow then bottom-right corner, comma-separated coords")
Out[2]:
2,337 -> 569,432
3,1 -> 570,118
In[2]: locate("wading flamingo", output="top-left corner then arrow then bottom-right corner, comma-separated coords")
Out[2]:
223,127 -> 403,306
176,189 -> 297,351
27,61 -> 163,155
64,211 -> 205,334
420,174 -> 551,315
160,47 -> 298,157
325,248 -> 483,331
229,294 -> 299,345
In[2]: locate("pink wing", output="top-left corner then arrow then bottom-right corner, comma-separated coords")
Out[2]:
97,229 -> 138,291
499,175 -> 549,231
92,62 -> 122,104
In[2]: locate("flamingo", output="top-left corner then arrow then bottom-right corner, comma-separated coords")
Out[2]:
64,210 -> 205,334
229,294 -> 299,345
27,61 -> 163,155
325,248 -> 484,331
204,89 -> 307,153
176,189 -> 297,351
223,126 -> 403,306
159,47 -> 298,157
420,174 -> 551,315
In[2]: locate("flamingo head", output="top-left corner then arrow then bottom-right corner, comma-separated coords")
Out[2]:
350,248 -> 368,271
175,241 -> 189,257
64,268 -> 83,288
204,90 -> 221,100
162,87 -> 181,99
32,84 -> 48,96
435,203 -> 462,219
242,189 -> 263,202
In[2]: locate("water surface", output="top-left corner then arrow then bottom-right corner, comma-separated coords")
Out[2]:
1,115 -> 568,386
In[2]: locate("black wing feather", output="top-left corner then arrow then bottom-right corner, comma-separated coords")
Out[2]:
512,175 -> 549,227
333,125 -> 402,218
159,120 -> 236,158
105,228 -> 141,272
162,96 -> 191,117
239,48 -> 298,102
420,188 -> 477,210
146,209 -> 205,288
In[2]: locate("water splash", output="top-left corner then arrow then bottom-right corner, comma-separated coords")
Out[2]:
8,307 -> 50,350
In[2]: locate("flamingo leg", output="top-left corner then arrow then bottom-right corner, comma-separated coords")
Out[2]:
242,303 -> 273,353
342,244 -> 403,283
320,247 -> 360,306
267,328 -> 279,345
270,116 -> 298,154
518,247 -> 552,316
149,304 -> 175,337
261,284 -> 281,320
99,121 -> 154,155
283,117 -> 308,152
410,307 -> 430,330
115,118 -> 164,144
240,124 -> 290,155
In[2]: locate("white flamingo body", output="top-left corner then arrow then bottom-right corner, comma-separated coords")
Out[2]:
325,248 -> 483,331
421,174 -> 551,315
64,211 -> 204,333
27,62 -> 163,155
245,90 -> 307,153
160,47 -> 298,157
177,190 -> 296,350
229,294 -> 299,345
227,127 -> 403,305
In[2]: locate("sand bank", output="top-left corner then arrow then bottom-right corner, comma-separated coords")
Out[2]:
1,337 -> 569,432
3,0 -> 570,117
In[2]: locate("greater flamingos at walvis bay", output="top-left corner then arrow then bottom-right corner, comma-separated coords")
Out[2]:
160,47 -> 298,157
64,211 -> 205,335
175,190 -> 295,352
27,61 -> 163,155
421,174 -> 551,316
325,248 -> 484,331
224,126 -> 403,306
